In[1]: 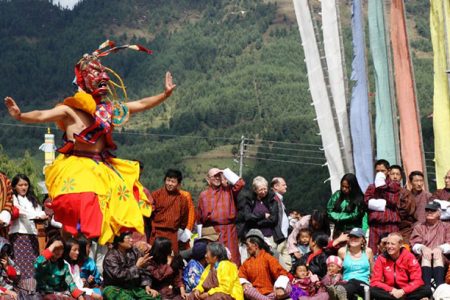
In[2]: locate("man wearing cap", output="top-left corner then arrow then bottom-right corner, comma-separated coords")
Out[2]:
239,229 -> 291,300
197,167 -> 245,266
410,201 -> 450,288
150,169 -> 189,254
370,232 -> 431,299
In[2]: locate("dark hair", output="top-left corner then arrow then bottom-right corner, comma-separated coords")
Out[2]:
333,173 -> 365,214
206,242 -> 228,262
77,235 -> 91,263
149,237 -> 183,271
149,237 -> 173,265
113,231 -> 132,248
389,165 -> 405,184
45,234 -> 65,269
408,170 -> 424,183
291,261 -> 308,275
64,238 -> 80,265
246,236 -> 273,255
377,232 -> 390,245
11,174 -> 38,208
164,169 -> 183,183
375,159 -> 390,170
310,210 -> 331,236
312,231 -> 329,249
297,228 -> 311,241
0,244 -> 12,259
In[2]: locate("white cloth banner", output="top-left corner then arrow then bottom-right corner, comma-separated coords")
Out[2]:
292,0 -> 345,192
321,0 -> 354,174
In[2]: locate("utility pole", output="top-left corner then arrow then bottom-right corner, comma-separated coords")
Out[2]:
239,135 -> 245,177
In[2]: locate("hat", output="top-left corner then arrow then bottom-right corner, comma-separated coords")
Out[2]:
192,240 -> 208,261
348,228 -> 364,238
245,229 -> 265,241
326,255 -> 342,268
425,201 -> 441,211
208,168 -> 223,177
199,226 -> 220,242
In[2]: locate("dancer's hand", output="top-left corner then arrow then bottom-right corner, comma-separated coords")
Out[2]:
164,72 -> 176,98
4,97 -> 21,120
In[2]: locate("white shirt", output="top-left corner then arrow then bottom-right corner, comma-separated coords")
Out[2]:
275,192 -> 289,238
9,195 -> 46,235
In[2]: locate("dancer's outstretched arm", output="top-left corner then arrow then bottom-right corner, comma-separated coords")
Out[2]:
4,97 -> 69,123
127,71 -> 176,114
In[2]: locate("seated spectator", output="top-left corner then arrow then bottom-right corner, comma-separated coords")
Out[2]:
410,201 -> 450,288
147,237 -> 186,300
291,228 -> 311,264
102,232 -> 159,300
239,229 -> 291,300
64,238 -> 102,299
77,236 -> 102,289
297,232 -> 329,279
0,237 -> 20,299
337,228 -> 373,300
34,236 -> 84,299
189,242 -> 243,300
288,211 -> 331,259
373,233 -> 389,262
183,240 -> 208,293
321,256 -> 346,300
180,226 -> 220,262
370,232 -> 432,300
327,173 -> 367,237
289,263 -> 328,300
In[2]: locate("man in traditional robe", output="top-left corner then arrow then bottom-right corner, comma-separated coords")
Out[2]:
197,167 -> 245,266
0,172 -> 14,238
365,159 -> 401,254
408,171 -> 431,224
389,165 -> 416,244
150,169 -> 189,254
410,201 -> 450,288
431,169 -> 450,201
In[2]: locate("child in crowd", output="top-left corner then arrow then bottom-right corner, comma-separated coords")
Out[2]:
34,236 -> 84,299
289,263 -> 328,300
147,237 -> 187,300
183,240 -> 207,293
321,256 -> 346,300
64,238 -> 103,299
292,228 -> 311,264
78,236 -> 103,290
297,232 -> 329,279
0,237 -> 20,299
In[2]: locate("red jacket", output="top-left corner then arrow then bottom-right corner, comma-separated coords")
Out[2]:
370,248 -> 424,294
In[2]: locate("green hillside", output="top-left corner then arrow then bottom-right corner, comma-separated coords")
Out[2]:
0,0 -> 435,210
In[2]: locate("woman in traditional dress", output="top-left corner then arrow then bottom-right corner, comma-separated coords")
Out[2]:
9,174 -> 47,279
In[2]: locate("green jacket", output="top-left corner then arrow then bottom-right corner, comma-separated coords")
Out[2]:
327,191 -> 368,233
34,248 -> 83,298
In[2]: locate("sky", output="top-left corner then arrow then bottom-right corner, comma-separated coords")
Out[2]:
55,0 -> 80,9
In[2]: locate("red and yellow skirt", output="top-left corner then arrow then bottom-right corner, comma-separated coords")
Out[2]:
45,154 -> 152,244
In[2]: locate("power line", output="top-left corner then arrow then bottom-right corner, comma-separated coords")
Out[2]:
245,156 -> 325,166
244,150 -> 325,160
246,144 -> 324,153
244,137 -> 321,147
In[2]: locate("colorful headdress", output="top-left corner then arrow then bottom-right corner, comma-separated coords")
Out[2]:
74,40 -> 153,102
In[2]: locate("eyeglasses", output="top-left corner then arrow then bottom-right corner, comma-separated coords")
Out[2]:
444,176 -> 450,180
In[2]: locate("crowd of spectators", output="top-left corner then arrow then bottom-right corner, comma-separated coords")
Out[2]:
0,162 -> 449,300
